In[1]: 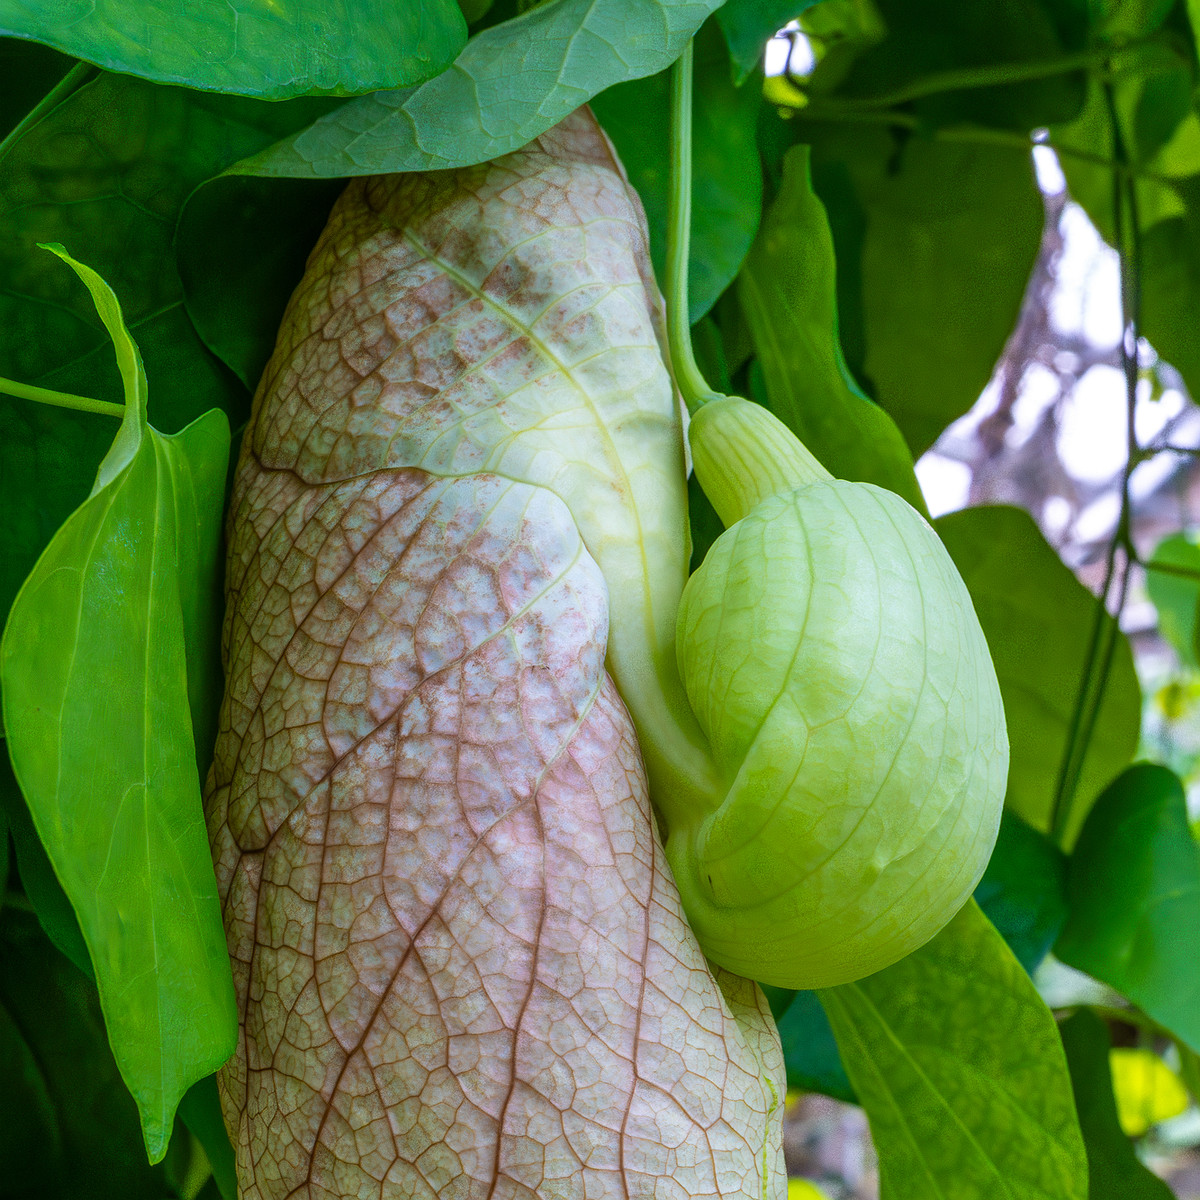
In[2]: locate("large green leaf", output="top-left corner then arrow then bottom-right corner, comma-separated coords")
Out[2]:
820,900 -> 1088,1200
737,143 -> 925,510
1146,532 -> 1200,667
974,808 -> 1069,974
1055,764 -> 1200,1053
0,248 -> 235,1161
0,0 -> 464,99
808,128 -> 1043,456
0,908 -> 175,1199
231,0 -> 725,177
937,505 -> 1141,845
0,69 -> 336,625
592,20 -> 762,323
1059,1010 -> 1176,1200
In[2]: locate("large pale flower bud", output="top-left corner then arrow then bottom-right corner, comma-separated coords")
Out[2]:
672,398 -> 1008,988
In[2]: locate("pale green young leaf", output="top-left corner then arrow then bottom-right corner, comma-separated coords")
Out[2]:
0,0 -> 464,99
819,900 -> 1088,1200
0,247 -> 235,1162
738,144 -> 926,511
231,0 -> 725,178
936,505 -> 1141,846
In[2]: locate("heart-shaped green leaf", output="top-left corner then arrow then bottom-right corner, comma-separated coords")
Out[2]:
1056,763 -> 1200,1053
0,246 -> 235,1161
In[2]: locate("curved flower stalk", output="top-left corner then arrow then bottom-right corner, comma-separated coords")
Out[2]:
206,109 -> 784,1199
644,43 -> 1009,991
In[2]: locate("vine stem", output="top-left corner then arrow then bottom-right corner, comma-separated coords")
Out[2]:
1,376 -> 124,418
666,41 -> 723,416
795,44 -> 1128,114
1049,79 -> 1141,843
787,107 -> 1176,187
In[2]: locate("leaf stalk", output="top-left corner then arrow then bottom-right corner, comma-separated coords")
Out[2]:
0,376 -> 125,418
666,41 -> 724,416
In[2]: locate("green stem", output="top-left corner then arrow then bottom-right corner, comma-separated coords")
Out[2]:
795,43 -> 1143,115
1050,82 -> 1141,844
666,41 -> 723,416
1,376 -> 124,418
791,108 -> 1177,186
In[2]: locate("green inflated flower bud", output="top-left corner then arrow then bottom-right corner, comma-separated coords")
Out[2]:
671,397 -> 1007,989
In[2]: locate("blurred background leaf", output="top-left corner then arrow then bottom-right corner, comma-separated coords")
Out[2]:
717,0 -> 822,83
1059,1009 -> 1177,1199
1146,533 -> 1200,668
974,809 -> 1070,973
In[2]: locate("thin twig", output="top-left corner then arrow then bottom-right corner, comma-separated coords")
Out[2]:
796,46 -> 1120,113
1050,78 -> 1142,843
665,42 -> 723,415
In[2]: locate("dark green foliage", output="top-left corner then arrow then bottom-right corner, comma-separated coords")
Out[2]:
974,809 -> 1069,974
1057,764 -> 1200,1052
1059,1010 -> 1177,1200
0,909 -> 173,1199
807,0 -> 1089,130
773,989 -> 857,1103
178,177 -> 346,390
0,69 -> 339,624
